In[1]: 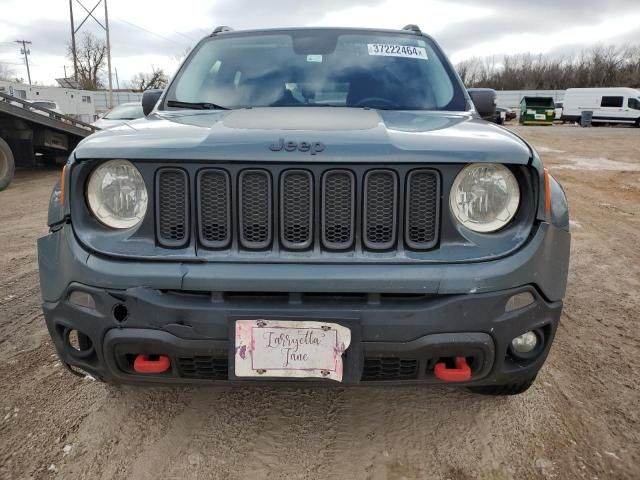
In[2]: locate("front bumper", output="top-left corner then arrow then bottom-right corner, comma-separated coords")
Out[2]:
43,282 -> 561,386
38,221 -> 569,386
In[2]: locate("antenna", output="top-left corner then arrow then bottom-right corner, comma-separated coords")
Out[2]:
402,24 -> 422,34
212,26 -> 234,35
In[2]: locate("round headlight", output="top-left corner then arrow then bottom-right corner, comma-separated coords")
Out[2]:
86,159 -> 148,229
449,163 -> 520,233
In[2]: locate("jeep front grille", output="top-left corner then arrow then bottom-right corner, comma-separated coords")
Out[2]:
156,165 -> 440,254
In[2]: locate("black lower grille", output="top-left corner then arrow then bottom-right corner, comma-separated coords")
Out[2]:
156,169 -> 188,247
177,356 -> 228,380
361,357 -> 418,381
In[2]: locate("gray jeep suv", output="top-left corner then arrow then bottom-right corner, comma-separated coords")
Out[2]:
38,25 -> 570,394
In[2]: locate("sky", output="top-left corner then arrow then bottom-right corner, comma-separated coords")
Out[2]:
1,0 -> 640,87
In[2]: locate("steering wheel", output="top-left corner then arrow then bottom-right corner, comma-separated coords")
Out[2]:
353,97 -> 401,109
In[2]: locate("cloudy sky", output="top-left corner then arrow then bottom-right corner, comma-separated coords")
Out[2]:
1,0 -> 639,86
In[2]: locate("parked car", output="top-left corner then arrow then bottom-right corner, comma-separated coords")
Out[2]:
38,25 -> 570,395
494,107 -> 517,124
561,88 -> 640,126
93,102 -> 144,129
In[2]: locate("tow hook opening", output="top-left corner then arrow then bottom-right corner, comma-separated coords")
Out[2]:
133,354 -> 171,374
433,356 -> 472,382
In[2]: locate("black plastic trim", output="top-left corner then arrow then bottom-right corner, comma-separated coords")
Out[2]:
363,169 -> 398,251
280,169 -> 313,250
404,168 -> 441,250
197,168 -> 232,249
321,169 -> 356,250
155,168 -> 190,248
238,169 -> 273,250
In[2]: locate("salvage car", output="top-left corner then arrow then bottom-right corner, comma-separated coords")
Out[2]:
38,25 -> 570,395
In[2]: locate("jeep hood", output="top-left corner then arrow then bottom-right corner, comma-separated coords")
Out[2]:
75,107 -> 532,164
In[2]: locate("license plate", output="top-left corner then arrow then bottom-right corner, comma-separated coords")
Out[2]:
234,320 -> 351,382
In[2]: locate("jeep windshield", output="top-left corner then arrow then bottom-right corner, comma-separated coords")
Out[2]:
165,29 -> 466,111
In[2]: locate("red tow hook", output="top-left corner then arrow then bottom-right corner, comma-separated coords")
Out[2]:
133,354 -> 171,374
434,356 -> 471,382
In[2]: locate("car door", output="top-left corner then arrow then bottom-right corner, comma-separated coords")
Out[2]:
627,97 -> 640,124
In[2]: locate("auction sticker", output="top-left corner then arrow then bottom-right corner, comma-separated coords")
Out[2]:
368,43 -> 428,60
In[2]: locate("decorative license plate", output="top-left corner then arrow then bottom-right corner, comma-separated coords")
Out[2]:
234,320 -> 351,382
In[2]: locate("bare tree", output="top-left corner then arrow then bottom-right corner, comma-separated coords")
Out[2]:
68,32 -> 107,90
0,63 -> 16,82
130,67 -> 168,92
456,44 -> 640,89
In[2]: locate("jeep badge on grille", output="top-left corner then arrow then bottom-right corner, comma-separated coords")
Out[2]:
269,138 -> 325,155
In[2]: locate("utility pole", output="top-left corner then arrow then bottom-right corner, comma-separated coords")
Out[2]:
115,68 -> 120,90
15,40 -> 32,85
104,0 -> 113,109
68,0 -> 78,81
68,0 -> 113,95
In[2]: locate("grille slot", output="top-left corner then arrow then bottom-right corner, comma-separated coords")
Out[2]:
361,357 -> 418,381
322,170 -> 355,250
363,170 -> 398,250
177,356 -> 228,380
406,170 -> 440,250
198,169 -> 231,248
239,170 -> 272,249
280,170 -> 313,249
156,168 -> 189,247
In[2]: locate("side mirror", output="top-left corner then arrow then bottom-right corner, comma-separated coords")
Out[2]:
468,88 -> 497,120
142,89 -> 163,116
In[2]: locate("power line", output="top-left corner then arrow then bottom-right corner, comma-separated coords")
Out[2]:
114,17 -> 191,49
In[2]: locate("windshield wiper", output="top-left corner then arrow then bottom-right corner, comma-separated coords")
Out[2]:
166,100 -> 230,110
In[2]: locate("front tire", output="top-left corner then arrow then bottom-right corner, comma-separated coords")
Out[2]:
0,137 -> 16,191
467,376 -> 536,396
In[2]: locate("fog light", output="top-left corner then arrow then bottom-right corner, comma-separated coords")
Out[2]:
505,291 -> 535,312
511,331 -> 538,354
68,291 -> 96,310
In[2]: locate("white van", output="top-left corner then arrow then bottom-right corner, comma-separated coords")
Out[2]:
561,87 -> 640,126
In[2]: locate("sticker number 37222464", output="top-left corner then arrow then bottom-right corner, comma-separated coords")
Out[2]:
367,44 -> 428,60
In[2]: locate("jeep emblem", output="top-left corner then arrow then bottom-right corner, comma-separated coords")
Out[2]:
269,138 -> 325,155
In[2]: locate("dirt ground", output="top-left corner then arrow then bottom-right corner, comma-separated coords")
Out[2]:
0,125 -> 638,480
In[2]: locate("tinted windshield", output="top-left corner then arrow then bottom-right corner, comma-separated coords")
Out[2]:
167,30 -> 465,111
104,104 -> 144,120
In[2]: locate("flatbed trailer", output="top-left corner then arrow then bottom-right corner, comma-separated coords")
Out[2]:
0,91 -> 98,190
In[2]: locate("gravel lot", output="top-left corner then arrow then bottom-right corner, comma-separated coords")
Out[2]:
0,125 -> 638,480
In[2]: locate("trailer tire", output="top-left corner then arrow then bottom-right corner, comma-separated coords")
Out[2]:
0,137 -> 16,191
